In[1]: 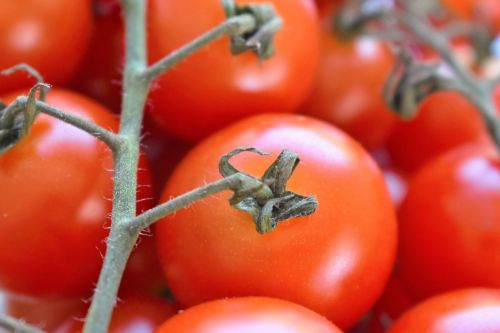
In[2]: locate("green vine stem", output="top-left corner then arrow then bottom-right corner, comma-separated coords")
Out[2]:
396,0 -> 500,151
81,1 -> 282,332
0,314 -> 46,333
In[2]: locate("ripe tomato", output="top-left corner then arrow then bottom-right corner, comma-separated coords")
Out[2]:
302,5 -> 397,149
0,1 -> 92,93
56,297 -> 177,333
120,234 -> 167,298
388,289 -> 500,333
69,2 -> 123,112
156,114 -> 397,329
388,92 -> 490,173
154,297 -> 343,333
397,145 -> 500,300
370,148 -> 408,208
147,0 -> 320,142
0,89 -> 152,298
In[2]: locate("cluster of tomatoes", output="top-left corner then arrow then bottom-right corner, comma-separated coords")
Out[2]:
1,0 -> 500,332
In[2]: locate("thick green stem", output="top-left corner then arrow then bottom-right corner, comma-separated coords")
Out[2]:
0,314 -> 46,333
82,0 -> 149,332
399,3 -> 500,153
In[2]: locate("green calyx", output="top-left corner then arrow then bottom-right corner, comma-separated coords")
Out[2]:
219,147 -> 318,234
222,0 -> 282,61
0,83 -> 50,154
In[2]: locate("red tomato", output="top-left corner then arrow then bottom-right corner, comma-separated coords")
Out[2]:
147,0 -> 320,142
0,89 -> 152,298
302,5 -> 397,149
156,114 -> 397,329
388,92 -> 491,173
154,297 -> 343,333
0,1 -> 92,93
69,4 -> 123,112
388,289 -> 500,333
397,145 -> 500,300
350,273 -> 415,333
56,297 -> 177,333
120,234 -> 167,298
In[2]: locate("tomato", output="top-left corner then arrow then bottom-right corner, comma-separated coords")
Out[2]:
56,297 -> 177,333
120,234 -> 167,298
147,0 -> 320,142
5,297 -> 84,332
441,0 -> 500,33
0,89 -> 152,298
142,117 -> 192,202
388,92 -> 491,173
388,289 -> 500,333
397,145 -> 500,300
302,5 -> 397,149
69,3 -> 123,112
0,1 -> 92,93
350,273 -> 415,333
154,297 -> 343,333
156,114 -> 397,329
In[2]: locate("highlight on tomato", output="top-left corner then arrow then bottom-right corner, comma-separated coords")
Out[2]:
0,0 -> 93,93
0,89 -> 152,298
155,114 -> 397,329
154,297 -> 344,333
388,288 -> 500,333
146,0 -> 320,142
397,144 -> 500,300
302,4 -> 397,149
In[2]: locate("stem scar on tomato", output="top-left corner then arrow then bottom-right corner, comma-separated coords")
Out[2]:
219,147 -> 318,234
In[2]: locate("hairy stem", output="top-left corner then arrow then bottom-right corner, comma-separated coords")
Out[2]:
0,314 -> 46,333
144,14 -> 257,82
129,173 -> 248,233
1,97 -> 121,150
82,1 -> 267,332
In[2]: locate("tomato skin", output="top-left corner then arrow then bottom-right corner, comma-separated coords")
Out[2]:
397,145 -> 500,300
69,5 -> 123,112
0,1 -> 92,93
147,0 -> 320,142
388,289 -> 500,333
302,6 -> 397,149
56,297 -> 177,333
0,89 -> 152,298
154,297 -> 343,333
156,114 -> 397,329
5,297 -> 85,332
388,92 -> 490,173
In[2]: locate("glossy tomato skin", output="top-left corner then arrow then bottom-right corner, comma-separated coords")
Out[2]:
154,297 -> 343,333
398,145 -> 500,300
0,1 -> 92,93
388,92 -> 490,173
388,289 -> 500,333
147,0 -> 320,142
56,297 -> 177,333
156,114 -> 397,329
0,89 -> 152,298
302,6 -> 397,149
